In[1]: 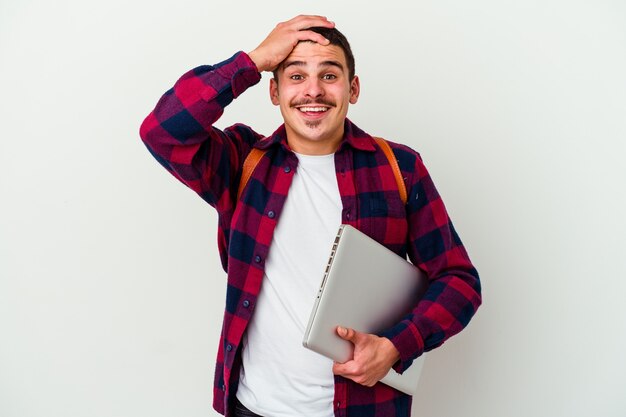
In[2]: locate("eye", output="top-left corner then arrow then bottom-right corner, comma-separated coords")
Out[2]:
322,74 -> 337,80
290,74 -> 304,81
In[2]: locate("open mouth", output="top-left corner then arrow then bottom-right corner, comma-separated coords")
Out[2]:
298,106 -> 328,113
295,105 -> 331,117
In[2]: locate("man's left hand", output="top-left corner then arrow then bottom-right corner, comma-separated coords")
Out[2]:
332,326 -> 401,387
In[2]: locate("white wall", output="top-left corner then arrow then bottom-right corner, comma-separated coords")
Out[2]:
1,1 -> 625,416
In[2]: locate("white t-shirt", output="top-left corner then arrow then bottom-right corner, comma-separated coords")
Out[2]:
236,152 -> 342,417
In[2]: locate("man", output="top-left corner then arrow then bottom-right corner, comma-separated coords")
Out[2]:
140,15 -> 481,417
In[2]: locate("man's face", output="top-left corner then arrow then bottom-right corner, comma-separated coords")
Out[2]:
270,42 -> 360,155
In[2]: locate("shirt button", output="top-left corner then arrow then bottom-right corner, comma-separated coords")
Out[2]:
254,255 -> 262,263
346,211 -> 351,219
284,166 -> 291,173
267,210 -> 275,219
243,300 -> 250,308
226,344 -> 233,352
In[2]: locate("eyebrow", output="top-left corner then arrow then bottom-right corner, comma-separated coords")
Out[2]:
282,60 -> 345,71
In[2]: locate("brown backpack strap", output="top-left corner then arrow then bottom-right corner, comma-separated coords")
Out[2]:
373,137 -> 408,205
237,147 -> 266,201
237,137 -> 408,205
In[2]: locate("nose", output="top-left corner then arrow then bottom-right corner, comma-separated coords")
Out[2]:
304,77 -> 324,98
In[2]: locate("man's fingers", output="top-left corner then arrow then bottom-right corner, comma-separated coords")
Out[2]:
336,326 -> 358,342
249,15 -> 335,72
332,362 -> 345,375
295,30 -> 330,45
332,360 -> 359,376
279,15 -> 332,32
333,330 -> 396,388
290,14 -> 335,29
289,15 -> 334,44
333,361 -> 374,386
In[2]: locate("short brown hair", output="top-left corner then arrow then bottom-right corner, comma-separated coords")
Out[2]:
273,26 -> 356,81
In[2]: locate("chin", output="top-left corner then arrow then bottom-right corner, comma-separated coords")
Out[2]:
304,121 -> 323,129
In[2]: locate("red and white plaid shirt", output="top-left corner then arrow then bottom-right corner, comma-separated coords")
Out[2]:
140,51 -> 481,417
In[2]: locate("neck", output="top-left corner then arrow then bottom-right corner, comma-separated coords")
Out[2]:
285,129 -> 344,156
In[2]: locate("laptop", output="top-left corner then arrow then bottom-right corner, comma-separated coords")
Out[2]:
302,224 -> 428,395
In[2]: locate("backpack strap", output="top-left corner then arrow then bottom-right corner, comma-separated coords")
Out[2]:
373,137 -> 408,205
237,147 -> 265,201
236,137 -> 407,205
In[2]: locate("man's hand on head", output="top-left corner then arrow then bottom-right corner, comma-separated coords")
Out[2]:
332,326 -> 401,387
248,15 -> 335,73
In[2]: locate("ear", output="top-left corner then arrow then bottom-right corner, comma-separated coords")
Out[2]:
270,78 -> 280,106
349,75 -> 360,104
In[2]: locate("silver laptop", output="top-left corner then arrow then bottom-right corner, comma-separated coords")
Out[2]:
302,224 -> 428,395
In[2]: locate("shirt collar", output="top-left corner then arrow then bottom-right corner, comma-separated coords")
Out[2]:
253,119 -> 377,153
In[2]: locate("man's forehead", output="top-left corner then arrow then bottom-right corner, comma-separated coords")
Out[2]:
280,42 -> 347,70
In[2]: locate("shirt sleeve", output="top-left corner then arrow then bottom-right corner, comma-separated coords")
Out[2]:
378,153 -> 482,373
139,51 -> 263,210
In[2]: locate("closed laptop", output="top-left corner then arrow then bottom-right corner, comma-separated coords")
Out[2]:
302,224 -> 428,395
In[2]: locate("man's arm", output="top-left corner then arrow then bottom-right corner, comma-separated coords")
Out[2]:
139,15 -> 335,208
333,151 -> 482,386
139,53 -> 263,209
380,153 -> 482,373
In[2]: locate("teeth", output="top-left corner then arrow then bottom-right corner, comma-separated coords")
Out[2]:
299,107 -> 328,112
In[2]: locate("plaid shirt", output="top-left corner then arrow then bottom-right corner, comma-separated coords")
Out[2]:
140,51 -> 481,417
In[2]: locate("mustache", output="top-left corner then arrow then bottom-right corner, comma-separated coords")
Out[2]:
291,98 -> 336,108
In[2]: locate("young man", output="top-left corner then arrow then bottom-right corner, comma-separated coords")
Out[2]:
140,15 -> 481,417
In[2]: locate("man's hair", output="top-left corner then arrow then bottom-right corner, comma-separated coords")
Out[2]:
273,26 -> 356,81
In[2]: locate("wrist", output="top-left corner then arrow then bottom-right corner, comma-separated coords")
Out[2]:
381,337 -> 401,365
247,49 -> 266,72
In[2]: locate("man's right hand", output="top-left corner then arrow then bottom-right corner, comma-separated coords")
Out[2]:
248,15 -> 335,73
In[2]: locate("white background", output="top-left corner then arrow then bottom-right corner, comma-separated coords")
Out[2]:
1,1 -> 625,416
